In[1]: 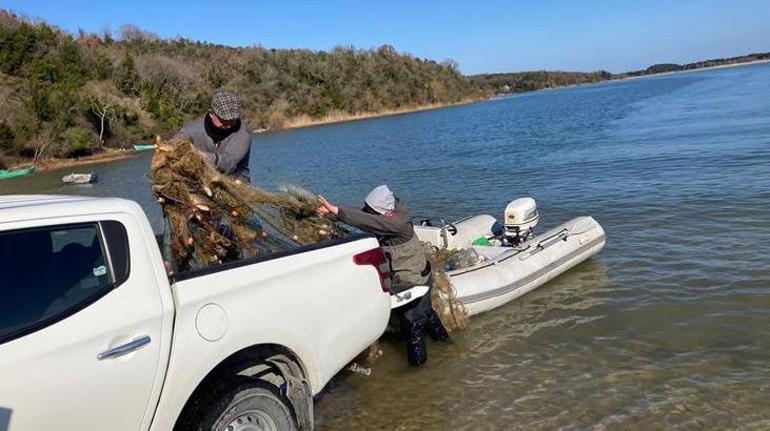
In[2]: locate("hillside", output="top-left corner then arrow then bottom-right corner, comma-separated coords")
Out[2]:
2,8 -> 767,171
0,10 -> 480,168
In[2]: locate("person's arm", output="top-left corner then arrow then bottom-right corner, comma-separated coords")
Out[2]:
214,128 -> 251,174
338,207 -> 405,236
317,196 -> 401,237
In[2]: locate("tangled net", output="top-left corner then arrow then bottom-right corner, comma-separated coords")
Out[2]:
426,247 -> 470,332
151,135 -> 348,271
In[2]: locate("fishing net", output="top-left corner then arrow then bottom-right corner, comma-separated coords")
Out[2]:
425,247 -> 470,332
151,135 -> 348,271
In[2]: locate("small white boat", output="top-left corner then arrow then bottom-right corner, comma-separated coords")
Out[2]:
62,173 -> 97,184
414,198 -> 606,316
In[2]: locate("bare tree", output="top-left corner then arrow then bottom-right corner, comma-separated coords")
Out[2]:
0,87 -> 12,118
89,96 -> 113,148
30,129 -> 54,168
119,24 -> 159,42
101,25 -> 114,43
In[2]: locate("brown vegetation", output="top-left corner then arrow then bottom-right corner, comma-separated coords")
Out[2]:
0,9 -> 481,167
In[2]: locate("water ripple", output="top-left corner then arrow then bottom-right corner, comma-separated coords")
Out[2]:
5,63 -> 770,430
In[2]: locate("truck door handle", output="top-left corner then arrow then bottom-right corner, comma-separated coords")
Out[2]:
98,335 -> 151,360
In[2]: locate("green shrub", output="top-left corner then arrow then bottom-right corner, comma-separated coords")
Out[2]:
91,52 -> 113,80
26,83 -> 53,122
61,127 -> 94,157
0,122 -> 15,152
114,54 -> 140,96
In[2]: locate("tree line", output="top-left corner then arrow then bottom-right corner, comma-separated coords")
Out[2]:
469,52 -> 770,95
0,10 -> 479,167
2,8 -> 767,169
469,70 -> 612,94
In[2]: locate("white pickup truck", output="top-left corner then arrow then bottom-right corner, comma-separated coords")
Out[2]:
0,195 -> 392,431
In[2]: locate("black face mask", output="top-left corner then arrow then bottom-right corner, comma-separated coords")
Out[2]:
362,204 -> 379,215
204,114 -> 240,142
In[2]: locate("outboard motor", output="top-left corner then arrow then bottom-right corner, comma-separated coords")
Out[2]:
502,197 -> 539,246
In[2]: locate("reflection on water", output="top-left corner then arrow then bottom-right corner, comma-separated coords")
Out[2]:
3,63 -> 770,429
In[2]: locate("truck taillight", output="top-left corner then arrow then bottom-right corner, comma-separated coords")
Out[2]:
353,247 -> 391,293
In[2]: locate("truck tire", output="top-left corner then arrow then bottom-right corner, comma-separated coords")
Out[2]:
200,381 -> 298,431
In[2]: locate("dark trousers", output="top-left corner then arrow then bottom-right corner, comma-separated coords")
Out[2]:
391,282 -> 451,366
393,287 -> 430,367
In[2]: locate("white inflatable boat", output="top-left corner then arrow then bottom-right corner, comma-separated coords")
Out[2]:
413,198 -> 606,316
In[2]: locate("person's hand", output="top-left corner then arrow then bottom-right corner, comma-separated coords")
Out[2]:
194,147 -> 210,160
317,195 -> 339,217
163,259 -> 175,276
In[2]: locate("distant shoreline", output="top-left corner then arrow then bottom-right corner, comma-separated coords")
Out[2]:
13,149 -> 139,173
616,59 -> 770,82
556,59 -> 770,92
10,60 -> 767,174
10,98 -> 484,172
268,97 -> 484,131
491,58 -> 770,96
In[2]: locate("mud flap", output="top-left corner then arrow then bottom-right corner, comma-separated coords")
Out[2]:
266,355 -> 314,431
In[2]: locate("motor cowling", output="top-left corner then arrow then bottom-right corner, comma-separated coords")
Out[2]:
503,197 -> 539,245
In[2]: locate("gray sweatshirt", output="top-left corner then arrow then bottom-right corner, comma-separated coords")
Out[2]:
178,115 -> 252,182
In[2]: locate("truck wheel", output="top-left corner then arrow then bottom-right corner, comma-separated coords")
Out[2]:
200,381 -> 298,431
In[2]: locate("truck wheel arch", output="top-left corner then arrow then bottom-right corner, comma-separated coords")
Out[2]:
174,344 -> 314,431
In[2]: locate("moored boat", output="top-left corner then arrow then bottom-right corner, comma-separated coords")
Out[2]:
62,172 -> 97,184
414,198 -> 606,316
0,167 -> 34,180
133,144 -> 155,152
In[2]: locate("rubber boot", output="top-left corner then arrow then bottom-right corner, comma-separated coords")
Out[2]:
404,321 -> 428,367
426,309 -> 453,345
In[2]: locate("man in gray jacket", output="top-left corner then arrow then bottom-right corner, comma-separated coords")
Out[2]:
318,185 -> 451,367
178,90 -> 252,182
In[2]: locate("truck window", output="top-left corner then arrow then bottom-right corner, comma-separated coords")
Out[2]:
0,223 -> 116,344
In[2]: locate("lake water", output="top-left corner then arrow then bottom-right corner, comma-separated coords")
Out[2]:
2,62 -> 770,429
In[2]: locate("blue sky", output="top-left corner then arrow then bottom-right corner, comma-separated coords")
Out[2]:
2,0 -> 769,74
